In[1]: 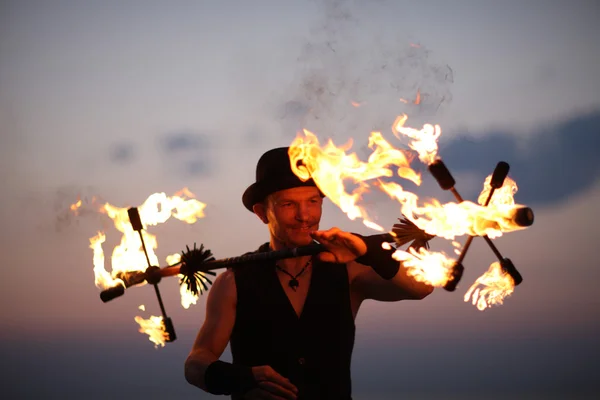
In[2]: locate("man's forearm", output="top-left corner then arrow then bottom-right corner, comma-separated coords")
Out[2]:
184,350 -> 218,390
392,264 -> 434,299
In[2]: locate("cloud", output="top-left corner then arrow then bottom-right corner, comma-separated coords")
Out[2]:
159,131 -> 210,153
439,109 -> 600,206
157,131 -> 215,178
108,141 -> 135,165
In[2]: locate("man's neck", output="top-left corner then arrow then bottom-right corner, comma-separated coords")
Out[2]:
270,238 -> 313,275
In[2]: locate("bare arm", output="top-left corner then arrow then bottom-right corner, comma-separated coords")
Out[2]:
349,260 -> 433,302
184,269 -> 237,391
309,227 -> 433,303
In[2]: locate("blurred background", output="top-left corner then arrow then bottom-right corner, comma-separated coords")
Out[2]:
1,0 -> 599,399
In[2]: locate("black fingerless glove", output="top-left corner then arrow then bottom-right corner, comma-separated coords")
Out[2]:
354,233 -> 400,280
204,360 -> 257,395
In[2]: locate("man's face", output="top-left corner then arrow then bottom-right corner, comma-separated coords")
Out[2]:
256,186 -> 323,247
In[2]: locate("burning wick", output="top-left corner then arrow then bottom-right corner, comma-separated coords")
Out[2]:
426,159 -> 527,286
464,262 -> 516,310
443,161 -> 512,292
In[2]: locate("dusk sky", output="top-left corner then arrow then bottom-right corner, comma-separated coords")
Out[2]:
1,0 -> 599,399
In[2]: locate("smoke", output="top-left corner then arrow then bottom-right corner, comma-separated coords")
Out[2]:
277,0 -> 454,146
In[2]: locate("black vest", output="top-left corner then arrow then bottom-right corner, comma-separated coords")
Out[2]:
230,243 -> 356,400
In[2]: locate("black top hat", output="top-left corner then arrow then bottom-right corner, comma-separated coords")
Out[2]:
242,147 -> 321,212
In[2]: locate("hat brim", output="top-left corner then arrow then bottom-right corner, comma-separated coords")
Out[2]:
242,177 -> 322,212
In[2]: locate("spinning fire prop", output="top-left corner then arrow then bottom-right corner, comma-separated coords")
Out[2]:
82,114 -> 534,346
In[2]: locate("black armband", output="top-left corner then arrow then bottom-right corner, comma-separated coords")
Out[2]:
354,233 -> 399,280
204,360 -> 257,396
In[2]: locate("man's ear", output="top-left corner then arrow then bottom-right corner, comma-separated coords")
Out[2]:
252,202 -> 269,224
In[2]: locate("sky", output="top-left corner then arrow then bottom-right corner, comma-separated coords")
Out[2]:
1,0 -> 599,398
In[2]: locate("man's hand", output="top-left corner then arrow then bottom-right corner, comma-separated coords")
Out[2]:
310,227 -> 367,264
244,365 -> 298,400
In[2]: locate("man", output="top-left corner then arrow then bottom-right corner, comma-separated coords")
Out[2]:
185,147 -> 433,399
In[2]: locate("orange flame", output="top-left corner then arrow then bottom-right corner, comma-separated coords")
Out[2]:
464,262 -> 515,310
478,175 -> 518,207
392,113 -> 440,165
134,315 -> 169,348
288,114 -> 531,311
82,188 -> 206,345
414,89 -> 421,105
70,199 -> 82,214
165,252 -> 200,309
378,180 -> 527,240
289,129 -> 420,231
89,189 -> 206,291
392,246 -> 456,287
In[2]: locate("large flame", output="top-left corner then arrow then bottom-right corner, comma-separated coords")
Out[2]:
392,246 -> 456,287
83,188 -> 206,344
289,129 -> 420,231
288,114 -> 529,311
89,189 -> 206,291
289,116 -> 527,241
464,262 -> 515,311
392,113 -> 440,165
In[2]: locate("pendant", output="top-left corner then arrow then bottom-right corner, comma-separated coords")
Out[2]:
289,278 -> 299,291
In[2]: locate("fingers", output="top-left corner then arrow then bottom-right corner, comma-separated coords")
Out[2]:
256,381 -> 297,399
261,367 -> 298,395
310,226 -> 344,242
250,366 -> 298,400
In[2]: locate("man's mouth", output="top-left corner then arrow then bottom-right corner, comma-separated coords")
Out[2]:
294,225 -> 314,232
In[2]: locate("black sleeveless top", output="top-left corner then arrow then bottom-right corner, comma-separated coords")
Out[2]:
230,243 -> 356,400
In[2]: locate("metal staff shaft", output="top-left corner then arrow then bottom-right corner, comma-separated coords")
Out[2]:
100,233 -> 396,302
126,207 -> 176,342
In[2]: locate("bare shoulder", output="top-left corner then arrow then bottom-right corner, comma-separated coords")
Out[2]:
206,269 -> 237,308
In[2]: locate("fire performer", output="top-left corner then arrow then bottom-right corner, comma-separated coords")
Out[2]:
184,147 -> 434,400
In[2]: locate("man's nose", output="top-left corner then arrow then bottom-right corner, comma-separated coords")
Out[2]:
296,203 -> 311,221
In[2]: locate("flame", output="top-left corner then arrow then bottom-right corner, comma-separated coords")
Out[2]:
399,91 -> 421,105
351,101 -> 364,108
378,181 -> 527,240
392,113 -> 440,165
414,89 -> 421,105
393,247 -> 456,287
451,241 -> 462,256
464,262 -> 515,310
478,175 -> 518,206
289,129 -> 420,230
134,315 -> 169,348
81,188 -> 206,345
289,117 -> 526,241
165,252 -> 200,309
287,114 -> 530,312
89,189 -> 206,291
70,199 -> 82,214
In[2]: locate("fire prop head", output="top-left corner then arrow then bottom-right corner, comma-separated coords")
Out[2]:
79,115 -> 534,347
